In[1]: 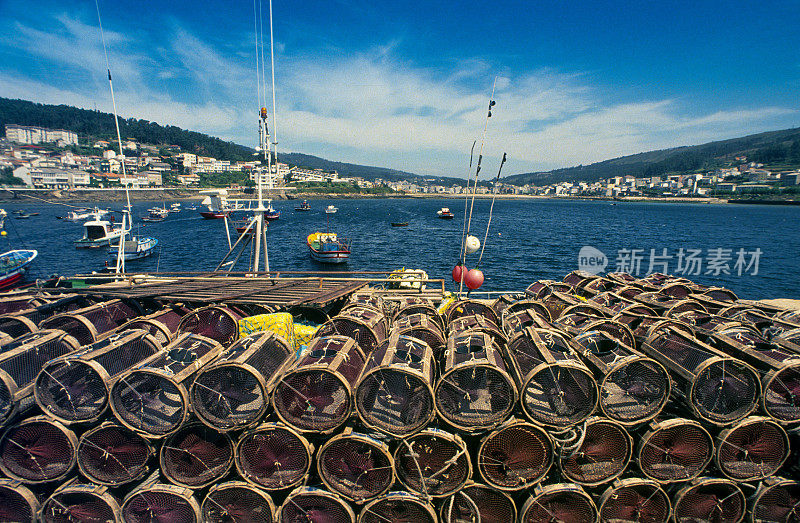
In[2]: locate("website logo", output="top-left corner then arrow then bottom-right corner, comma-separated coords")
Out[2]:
578,246 -> 608,275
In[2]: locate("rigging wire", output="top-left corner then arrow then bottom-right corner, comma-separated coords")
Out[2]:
457,140 -> 477,264
268,0 -> 278,160
253,0 -> 263,111
94,0 -> 131,275
459,78 -> 497,295
477,152 -> 507,267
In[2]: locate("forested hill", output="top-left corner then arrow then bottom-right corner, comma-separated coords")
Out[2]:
504,127 -> 800,186
0,97 -> 427,180
0,97 -> 255,161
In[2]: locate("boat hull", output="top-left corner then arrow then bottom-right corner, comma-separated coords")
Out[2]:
0,249 -> 37,290
309,249 -> 350,263
74,237 -> 120,248
200,211 -> 230,219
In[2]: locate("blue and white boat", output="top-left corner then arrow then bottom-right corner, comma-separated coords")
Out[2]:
109,236 -> 159,261
0,249 -> 37,289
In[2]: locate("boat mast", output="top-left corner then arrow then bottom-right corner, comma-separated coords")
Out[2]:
94,0 -> 131,275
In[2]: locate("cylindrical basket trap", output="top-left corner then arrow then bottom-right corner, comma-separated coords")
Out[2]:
160,421 -> 234,488
477,418 -> 553,491
119,305 -> 191,346
643,323 -> 760,425
40,479 -> 122,523
571,329 -> 670,425
749,477 -> 800,523
558,417 -> 632,487
0,478 -> 40,522
109,333 -> 224,438
505,327 -> 598,427
436,331 -> 517,432
391,313 -> 446,355
0,329 -> 81,427
393,428 -> 471,498
176,305 -> 243,345
637,418 -> 713,484
358,491 -> 436,523
191,330 -> 293,431
355,334 -> 435,437
709,325 -> 800,425
278,486 -> 355,523
501,306 -> 552,337
274,335 -> 365,433
201,480 -> 276,523
440,482 -> 517,523
447,314 -> 506,346
715,416 -> 789,482
392,299 -> 443,330
77,422 -> 154,487
671,477 -> 745,523
0,415 -> 77,483
519,483 -> 598,523
39,299 -> 142,345
315,305 -> 389,354
235,422 -> 313,491
445,299 -> 500,326
122,472 -> 201,523
318,428 -> 394,503
597,478 -> 671,523
525,280 -> 574,300
34,329 -> 162,425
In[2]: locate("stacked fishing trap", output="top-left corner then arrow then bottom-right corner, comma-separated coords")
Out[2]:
0,271 -> 799,523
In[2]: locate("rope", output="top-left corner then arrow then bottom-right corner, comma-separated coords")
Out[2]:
18,194 -> 88,209
477,152 -> 507,267
458,140 -> 477,263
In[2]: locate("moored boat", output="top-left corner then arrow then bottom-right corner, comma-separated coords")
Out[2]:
0,249 -> 37,289
109,237 -> 159,261
325,205 -> 338,214
265,204 -> 280,221
307,231 -> 350,263
391,221 -> 409,227
199,189 -> 233,219
74,217 -> 124,248
295,200 -> 311,211
437,207 -> 455,219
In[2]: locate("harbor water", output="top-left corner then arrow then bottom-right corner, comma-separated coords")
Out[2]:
3,197 -> 798,300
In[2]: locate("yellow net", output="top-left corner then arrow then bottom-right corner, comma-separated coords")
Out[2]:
239,313 -> 295,347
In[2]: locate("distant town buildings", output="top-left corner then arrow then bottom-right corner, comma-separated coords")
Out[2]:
5,124 -> 78,147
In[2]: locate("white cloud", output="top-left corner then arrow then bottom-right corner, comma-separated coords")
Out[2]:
0,11 -> 796,177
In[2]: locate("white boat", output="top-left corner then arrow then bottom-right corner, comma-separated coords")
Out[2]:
74,218 -> 124,248
109,236 -> 159,260
325,205 -> 338,214
65,207 -> 111,222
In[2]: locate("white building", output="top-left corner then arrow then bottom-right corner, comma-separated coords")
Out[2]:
5,125 -> 78,146
30,167 -> 90,189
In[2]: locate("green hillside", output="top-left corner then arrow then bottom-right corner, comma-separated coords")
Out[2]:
504,127 -> 800,186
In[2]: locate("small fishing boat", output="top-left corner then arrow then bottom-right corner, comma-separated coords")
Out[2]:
265,203 -> 280,221
391,222 -> 409,227
74,217 -> 124,248
15,212 -> 31,219
307,231 -> 350,263
0,249 -> 37,289
437,207 -> 455,219
295,200 -> 311,211
200,189 -> 233,219
109,236 -> 159,261
325,205 -> 338,214
141,214 -> 166,223
65,207 -> 111,222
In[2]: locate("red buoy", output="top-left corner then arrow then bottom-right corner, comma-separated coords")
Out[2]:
452,264 -> 466,283
465,268 -> 484,290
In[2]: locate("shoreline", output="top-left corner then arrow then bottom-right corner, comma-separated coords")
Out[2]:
0,187 -> 796,206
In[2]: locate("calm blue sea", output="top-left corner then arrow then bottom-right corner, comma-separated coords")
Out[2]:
3,197 -> 799,300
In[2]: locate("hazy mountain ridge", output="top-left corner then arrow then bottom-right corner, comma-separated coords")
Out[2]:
503,127 -> 800,186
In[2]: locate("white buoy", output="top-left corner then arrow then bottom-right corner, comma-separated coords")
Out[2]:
465,235 -> 480,254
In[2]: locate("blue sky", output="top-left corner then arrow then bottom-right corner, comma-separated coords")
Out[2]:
1,0 -> 799,177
